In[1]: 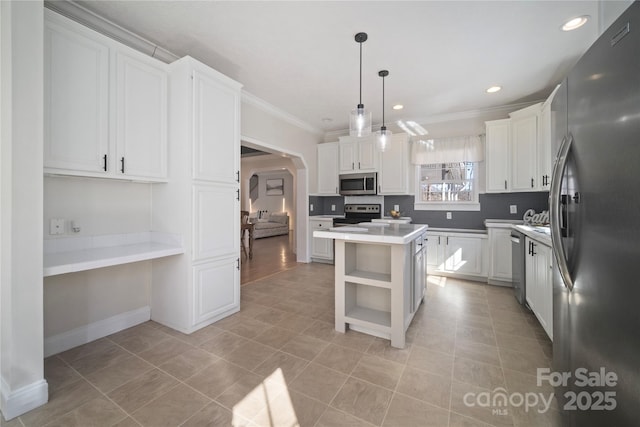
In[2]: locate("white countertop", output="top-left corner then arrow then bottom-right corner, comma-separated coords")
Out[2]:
372,217 -> 412,224
309,215 -> 344,219
484,219 -> 523,229
513,224 -> 552,246
424,227 -> 487,236
44,232 -> 184,277
314,224 -> 428,244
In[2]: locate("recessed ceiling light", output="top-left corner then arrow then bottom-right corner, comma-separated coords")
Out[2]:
486,86 -> 502,93
562,15 -> 589,31
393,104 -> 404,110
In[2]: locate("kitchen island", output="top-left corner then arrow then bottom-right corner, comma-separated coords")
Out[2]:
314,223 -> 428,348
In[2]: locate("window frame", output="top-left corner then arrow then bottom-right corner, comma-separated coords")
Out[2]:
413,163 -> 481,211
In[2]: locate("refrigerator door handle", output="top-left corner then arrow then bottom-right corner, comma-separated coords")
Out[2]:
550,133 -> 575,291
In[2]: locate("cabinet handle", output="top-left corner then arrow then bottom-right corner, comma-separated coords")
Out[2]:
531,242 -> 537,256
504,180 -> 507,190
103,154 -> 107,171
335,186 -> 338,194
438,236 -> 441,245
236,189 -> 240,200
236,171 -> 240,182
120,157 -> 125,173
236,258 -> 240,270
531,177 -> 534,188
358,161 -> 361,169
447,236 -> 449,245
378,185 -> 381,193
352,162 -> 354,170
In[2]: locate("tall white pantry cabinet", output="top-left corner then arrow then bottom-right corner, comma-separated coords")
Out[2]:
152,56 -> 242,333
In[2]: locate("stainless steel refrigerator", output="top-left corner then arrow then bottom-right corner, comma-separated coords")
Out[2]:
551,2 -> 640,425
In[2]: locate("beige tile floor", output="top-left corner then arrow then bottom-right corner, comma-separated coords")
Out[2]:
3,263 -> 561,427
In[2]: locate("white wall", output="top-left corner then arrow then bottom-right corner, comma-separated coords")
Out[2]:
0,0 -> 48,420
241,99 -> 323,262
43,177 -> 153,342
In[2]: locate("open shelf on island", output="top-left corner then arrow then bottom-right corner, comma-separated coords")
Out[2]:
345,306 -> 391,330
344,270 -> 392,288
44,232 -> 184,277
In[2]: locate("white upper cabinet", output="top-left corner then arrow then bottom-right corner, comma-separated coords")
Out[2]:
192,70 -> 240,184
538,100 -> 552,190
44,13 -> 109,174
379,133 -> 410,194
537,86 -> 560,191
115,51 -> 167,179
338,136 -> 378,173
44,10 -> 168,182
510,104 -> 540,191
485,119 -> 511,193
316,142 -> 339,195
486,102 -> 555,193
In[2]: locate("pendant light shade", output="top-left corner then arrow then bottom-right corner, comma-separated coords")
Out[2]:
349,32 -> 372,137
376,70 -> 392,152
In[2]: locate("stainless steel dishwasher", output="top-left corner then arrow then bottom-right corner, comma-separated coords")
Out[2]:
511,229 -> 527,306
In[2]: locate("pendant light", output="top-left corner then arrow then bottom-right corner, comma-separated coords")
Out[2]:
376,70 -> 392,152
349,32 -> 372,137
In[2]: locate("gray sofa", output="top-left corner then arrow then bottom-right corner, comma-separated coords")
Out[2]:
252,212 -> 290,239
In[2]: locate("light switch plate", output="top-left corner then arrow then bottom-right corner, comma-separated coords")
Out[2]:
446,212 -> 452,220
331,204 -> 336,211
310,204 -> 314,212
510,205 -> 517,214
50,218 -> 64,235
394,205 -> 400,212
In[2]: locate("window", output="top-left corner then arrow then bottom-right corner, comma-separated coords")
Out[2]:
414,162 -> 480,211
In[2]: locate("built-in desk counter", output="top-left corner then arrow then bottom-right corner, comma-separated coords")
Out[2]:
44,232 -> 184,277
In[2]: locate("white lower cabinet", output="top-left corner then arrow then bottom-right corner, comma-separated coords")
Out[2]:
426,232 -> 488,279
193,257 -> 240,325
488,227 -> 513,283
310,218 -> 334,263
525,237 -> 553,340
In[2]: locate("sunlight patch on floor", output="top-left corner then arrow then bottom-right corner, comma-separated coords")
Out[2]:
427,275 -> 448,288
232,368 -> 297,426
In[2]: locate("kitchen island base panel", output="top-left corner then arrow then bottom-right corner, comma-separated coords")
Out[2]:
334,239 -> 412,349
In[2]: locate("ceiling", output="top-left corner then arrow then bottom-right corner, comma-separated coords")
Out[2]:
76,1 -> 620,138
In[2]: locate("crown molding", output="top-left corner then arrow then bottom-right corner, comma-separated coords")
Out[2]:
322,100 -> 543,142
44,0 -> 179,63
241,91 -> 324,137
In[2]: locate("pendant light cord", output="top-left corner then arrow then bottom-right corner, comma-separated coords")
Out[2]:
382,74 -> 385,126
359,41 -> 363,105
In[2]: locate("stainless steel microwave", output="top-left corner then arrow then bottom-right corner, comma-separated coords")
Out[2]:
339,173 -> 377,196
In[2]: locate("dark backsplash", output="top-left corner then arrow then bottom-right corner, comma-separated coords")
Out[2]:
310,192 -> 549,230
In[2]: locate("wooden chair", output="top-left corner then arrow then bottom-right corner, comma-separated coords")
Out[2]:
240,210 -> 250,259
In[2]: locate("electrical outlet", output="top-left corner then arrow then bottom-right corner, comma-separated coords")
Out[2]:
50,218 -> 64,235
310,204 -> 314,212
510,205 -> 518,214
394,204 -> 400,212
331,204 -> 336,211
446,212 -> 452,220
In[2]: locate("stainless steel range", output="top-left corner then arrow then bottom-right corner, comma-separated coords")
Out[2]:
332,204 -> 381,226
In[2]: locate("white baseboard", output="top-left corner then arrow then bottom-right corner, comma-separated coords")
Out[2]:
44,306 -> 151,357
1,378 -> 48,421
